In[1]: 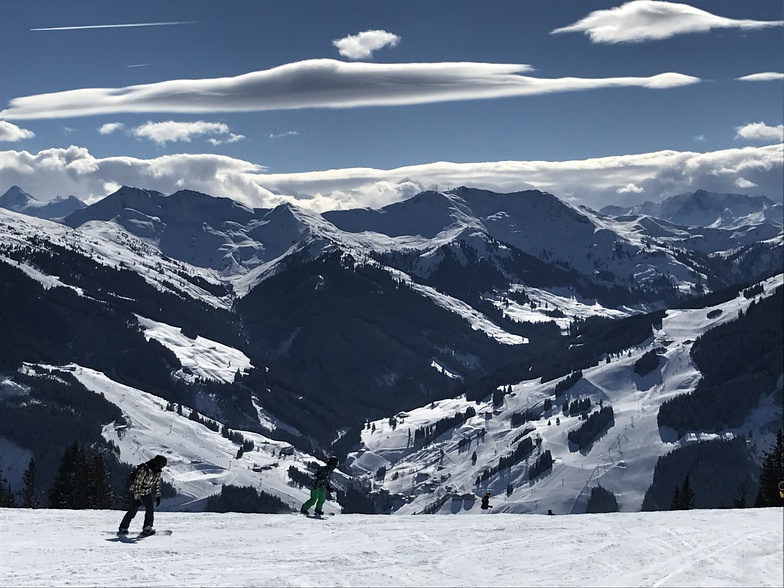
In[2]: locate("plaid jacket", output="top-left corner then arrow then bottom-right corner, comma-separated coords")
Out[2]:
311,465 -> 334,491
130,463 -> 162,499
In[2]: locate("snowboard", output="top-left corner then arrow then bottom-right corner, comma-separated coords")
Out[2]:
105,529 -> 172,543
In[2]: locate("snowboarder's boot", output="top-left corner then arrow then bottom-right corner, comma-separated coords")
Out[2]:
117,528 -> 129,536
314,510 -> 324,516
140,527 -> 156,537
300,508 -> 309,515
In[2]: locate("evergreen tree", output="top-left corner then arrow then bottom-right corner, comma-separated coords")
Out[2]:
670,485 -> 681,510
680,476 -> 696,509
49,442 -> 89,509
671,476 -> 696,510
754,429 -> 784,507
21,458 -> 38,508
87,453 -> 115,509
0,466 -> 15,507
586,485 -> 619,513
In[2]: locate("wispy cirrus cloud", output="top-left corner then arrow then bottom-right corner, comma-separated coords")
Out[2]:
552,0 -> 783,44
1,144 -> 780,212
267,131 -> 299,139
0,59 -> 700,120
30,21 -> 194,32
333,30 -> 401,59
736,72 -> 784,82
0,120 -> 35,142
735,122 -> 784,143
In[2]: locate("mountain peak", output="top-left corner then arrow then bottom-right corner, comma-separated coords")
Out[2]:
600,189 -> 782,229
0,185 -> 86,220
0,185 -> 37,209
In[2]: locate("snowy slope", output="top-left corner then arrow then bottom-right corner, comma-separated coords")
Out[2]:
0,507 -> 781,587
50,364 -> 341,514
0,207 -> 231,309
350,274 -> 784,515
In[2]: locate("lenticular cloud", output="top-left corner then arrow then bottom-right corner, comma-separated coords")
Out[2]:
552,0 -> 783,44
0,59 -> 699,120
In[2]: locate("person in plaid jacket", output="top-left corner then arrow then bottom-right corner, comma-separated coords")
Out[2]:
118,455 -> 167,536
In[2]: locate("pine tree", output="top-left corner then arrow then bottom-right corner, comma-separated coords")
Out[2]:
0,466 -> 15,507
21,458 -> 38,508
49,442 -> 89,509
754,429 -> 784,507
671,476 -> 696,510
681,476 -> 696,509
87,453 -> 115,509
670,485 -> 681,510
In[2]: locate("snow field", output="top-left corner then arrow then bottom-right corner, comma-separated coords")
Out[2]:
0,507 -> 781,587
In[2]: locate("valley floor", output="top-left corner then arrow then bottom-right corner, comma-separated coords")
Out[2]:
0,507 -> 781,587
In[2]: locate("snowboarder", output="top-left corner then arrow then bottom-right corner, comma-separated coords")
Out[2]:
300,456 -> 338,516
118,454 -> 167,536
481,491 -> 492,510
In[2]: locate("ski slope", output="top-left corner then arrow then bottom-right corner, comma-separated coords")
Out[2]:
0,507 -> 780,587
352,274 -> 784,515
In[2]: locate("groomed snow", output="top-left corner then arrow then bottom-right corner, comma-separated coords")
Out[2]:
135,315 -> 253,384
0,507 -> 781,587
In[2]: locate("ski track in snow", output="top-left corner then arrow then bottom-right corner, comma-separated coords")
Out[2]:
0,508 -> 781,587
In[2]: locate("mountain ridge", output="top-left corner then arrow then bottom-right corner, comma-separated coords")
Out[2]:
0,184 -> 781,515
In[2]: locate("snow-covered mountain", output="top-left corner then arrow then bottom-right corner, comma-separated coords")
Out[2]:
600,189 -> 783,230
348,274 -> 783,515
0,185 -> 85,220
0,184 -> 781,516
61,184 -> 784,303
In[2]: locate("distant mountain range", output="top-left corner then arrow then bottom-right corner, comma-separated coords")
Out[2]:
0,184 -> 781,514
0,185 -> 85,220
599,189 -> 783,230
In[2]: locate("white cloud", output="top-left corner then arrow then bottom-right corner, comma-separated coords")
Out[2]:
98,122 -> 125,135
735,177 -> 757,189
1,144 -> 780,212
131,121 -> 240,145
735,122 -> 784,142
0,59 -> 700,120
736,72 -> 784,82
694,134 -> 705,142
617,183 -> 644,194
207,133 -> 245,146
268,131 -> 299,139
552,0 -> 783,44
0,120 -> 35,142
333,30 -> 401,59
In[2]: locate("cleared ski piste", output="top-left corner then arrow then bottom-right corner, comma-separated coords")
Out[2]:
1,507 -> 781,587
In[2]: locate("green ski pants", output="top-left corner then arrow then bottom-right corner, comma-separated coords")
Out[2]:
301,487 -> 327,513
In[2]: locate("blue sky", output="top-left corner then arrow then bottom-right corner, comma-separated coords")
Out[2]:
0,0 -> 782,211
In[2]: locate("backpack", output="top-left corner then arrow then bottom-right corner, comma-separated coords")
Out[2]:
126,464 -> 143,490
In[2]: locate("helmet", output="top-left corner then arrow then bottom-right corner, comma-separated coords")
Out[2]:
327,456 -> 339,467
151,455 -> 168,470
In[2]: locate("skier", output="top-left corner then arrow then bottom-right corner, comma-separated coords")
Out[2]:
481,491 -> 493,510
118,454 -> 167,536
300,456 -> 338,516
